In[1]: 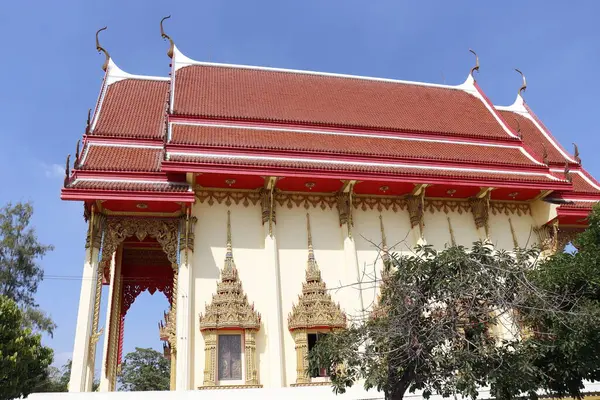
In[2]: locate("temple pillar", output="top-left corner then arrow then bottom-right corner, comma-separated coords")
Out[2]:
175,213 -> 196,390
260,180 -> 286,387
99,249 -> 121,392
69,212 -> 103,393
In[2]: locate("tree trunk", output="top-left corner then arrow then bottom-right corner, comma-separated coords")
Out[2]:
385,369 -> 412,400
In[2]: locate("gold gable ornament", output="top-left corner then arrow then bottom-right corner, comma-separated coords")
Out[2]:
198,211 -> 261,389
288,214 -> 346,385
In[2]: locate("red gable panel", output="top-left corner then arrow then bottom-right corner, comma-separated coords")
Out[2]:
173,65 -> 511,139
93,79 -> 168,139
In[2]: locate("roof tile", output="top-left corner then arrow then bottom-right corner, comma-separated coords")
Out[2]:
171,124 -> 537,167
80,145 -> 163,172
174,65 -> 511,139
93,79 -> 168,139
70,180 -> 189,193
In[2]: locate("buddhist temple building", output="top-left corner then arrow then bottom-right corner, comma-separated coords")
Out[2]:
61,21 -> 600,395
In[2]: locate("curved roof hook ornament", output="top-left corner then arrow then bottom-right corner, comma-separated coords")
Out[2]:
513,117 -> 521,138
95,27 -> 110,72
469,49 -> 480,78
160,15 -> 175,59
573,142 -> 581,164
515,68 -> 527,95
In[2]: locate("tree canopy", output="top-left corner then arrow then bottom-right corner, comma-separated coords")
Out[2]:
309,207 -> 600,400
0,295 -> 53,400
0,202 -> 55,335
118,347 -> 170,391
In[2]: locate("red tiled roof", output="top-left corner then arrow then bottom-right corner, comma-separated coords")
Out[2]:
559,201 -> 597,210
93,79 -> 168,139
498,111 -> 572,165
69,180 -> 190,193
173,65 -> 511,139
171,124 -> 538,167
571,172 -> 600,194
79,145 -> 163,172
167,153 -> 561,185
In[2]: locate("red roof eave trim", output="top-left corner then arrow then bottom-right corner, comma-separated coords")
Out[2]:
164,144 -> 548,173
61,188 -> 195,203
167,115 -> 524,146
162,160 -> 572,191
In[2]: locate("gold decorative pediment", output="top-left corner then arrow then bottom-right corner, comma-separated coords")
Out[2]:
288,214 -> 346,331
199,211 -> 261,331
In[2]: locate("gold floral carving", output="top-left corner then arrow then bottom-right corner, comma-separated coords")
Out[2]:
469,193 -> 491,237
425,199 -> 471,214
85,210 -> 105,250
99,217 -> 180,271
195,188 -> 261,207
490,202 -> 531,216
407,193 -> 425,238
533,222 -> 557,253
179,214 -> 197,253
353,195 -> 407,212
260,187 -> 276,235
556,228 -> 581,253
337,192 -> 352,226
289,214 -> 346,384
199,211 -> 261,388
275,191 -> 338,210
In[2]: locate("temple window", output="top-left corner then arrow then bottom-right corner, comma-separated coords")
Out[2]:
288,214 -> 346,386
307,332 -> 329,378
217,333 -> 243,382
198,211 -> 262,389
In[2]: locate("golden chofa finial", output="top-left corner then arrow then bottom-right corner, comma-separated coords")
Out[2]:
95,27 -> 110,72
515,68 -> 527,95
160,15 -> 175,59
63,154 -> 71,188
469,49 -> 480,78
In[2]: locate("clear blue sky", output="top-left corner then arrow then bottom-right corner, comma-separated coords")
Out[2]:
1,0 -> 599,372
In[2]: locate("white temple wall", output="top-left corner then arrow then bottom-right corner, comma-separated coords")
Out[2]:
277,206 -> 348,386
190,198 -> 540,389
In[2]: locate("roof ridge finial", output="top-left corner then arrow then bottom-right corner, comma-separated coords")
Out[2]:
513,117 -> 522,138
564,161 -> 573,183
469,49 -> 480,78
515,68 -> 527,96
542,143 -> 549,166
222,210 -> 237,280
95,27 -> 110,72
85,109 -> 92,135
306,213 -> 321,282
63,154 -> 71,188
379,215 -> 390,264
160,15 -> 175,59
74,140 -> 80,166
573,142 -> 581,164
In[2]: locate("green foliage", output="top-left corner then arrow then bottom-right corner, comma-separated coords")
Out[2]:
118,347 -> 170,391
309,221 -> 600,400
0,202 -> 55,335
32,360 -> 99,393
0,295 -> 53,400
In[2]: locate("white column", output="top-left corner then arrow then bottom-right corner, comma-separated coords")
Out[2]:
342,224 -> 365,316
263,225 -> 286,387
176,248 -> 193,390
68,246 -> 100,392
99,253 -> 117,391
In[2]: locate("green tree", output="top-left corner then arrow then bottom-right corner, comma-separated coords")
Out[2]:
309,238 -> 600,400
33,360 -> 99,393
0,202 -> 55,335
496,204 -> 600,399
0,295 -> 53,400
118,348 -> 170,391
